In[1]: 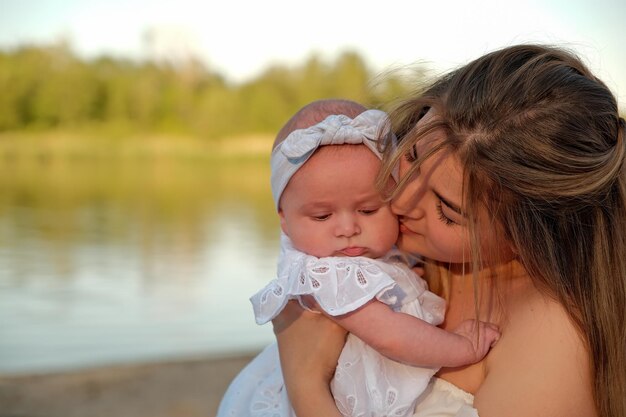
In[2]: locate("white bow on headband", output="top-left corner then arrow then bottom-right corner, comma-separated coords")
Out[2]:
270,109 -> 394,208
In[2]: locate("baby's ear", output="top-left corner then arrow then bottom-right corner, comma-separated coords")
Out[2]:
278,209 -> 289,236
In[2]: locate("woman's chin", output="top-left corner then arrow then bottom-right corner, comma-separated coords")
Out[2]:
396,235 -> 425,256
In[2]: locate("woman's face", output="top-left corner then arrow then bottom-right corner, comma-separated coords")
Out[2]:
391,118 -> 512,264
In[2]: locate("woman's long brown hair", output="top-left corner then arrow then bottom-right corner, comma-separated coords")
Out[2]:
379,44 -> 626,416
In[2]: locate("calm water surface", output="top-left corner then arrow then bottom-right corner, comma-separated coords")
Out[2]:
0,155 -> 279,374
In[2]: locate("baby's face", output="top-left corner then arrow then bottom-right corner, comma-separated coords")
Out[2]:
279,145 -> 398,258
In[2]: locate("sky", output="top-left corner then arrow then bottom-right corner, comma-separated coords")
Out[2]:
1,0 -> 625,107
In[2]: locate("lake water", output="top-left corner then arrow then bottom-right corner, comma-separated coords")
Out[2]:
0,154 -> 280,374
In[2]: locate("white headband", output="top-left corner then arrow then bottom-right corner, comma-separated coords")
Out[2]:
270,109 -> 395,209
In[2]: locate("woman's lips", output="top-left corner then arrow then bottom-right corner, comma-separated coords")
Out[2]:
339,247 -> 367,256
399,223 -> 418,235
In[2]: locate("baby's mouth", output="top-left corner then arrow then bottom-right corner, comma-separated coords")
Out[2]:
339,247 -> 367,257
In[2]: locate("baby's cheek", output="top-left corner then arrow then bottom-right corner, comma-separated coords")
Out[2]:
377,214 -> 400,251
295,232 -> 334,258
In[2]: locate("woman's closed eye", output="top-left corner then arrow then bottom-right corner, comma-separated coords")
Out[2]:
405,144 -> 418,162
436,201 -> 457,226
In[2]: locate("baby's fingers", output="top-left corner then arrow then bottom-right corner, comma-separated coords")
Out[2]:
479,322 -> 501,347
487,323 -> 500,345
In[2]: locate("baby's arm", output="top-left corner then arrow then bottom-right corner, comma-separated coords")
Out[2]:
330,300 -> 499,368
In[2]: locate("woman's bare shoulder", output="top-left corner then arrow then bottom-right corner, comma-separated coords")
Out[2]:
474,288 -> 597,417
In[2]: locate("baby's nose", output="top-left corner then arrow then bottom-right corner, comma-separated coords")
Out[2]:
335,214 -> 360,237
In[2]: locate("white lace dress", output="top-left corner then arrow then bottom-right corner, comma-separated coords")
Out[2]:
217,234 -> 446,417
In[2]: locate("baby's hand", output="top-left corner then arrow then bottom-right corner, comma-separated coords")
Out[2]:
411,263 -> 425,277
452,319 -> 500,365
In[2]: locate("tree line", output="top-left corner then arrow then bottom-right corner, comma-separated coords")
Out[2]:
0,43 -> 421,139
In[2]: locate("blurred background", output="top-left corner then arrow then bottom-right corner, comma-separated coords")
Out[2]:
0,0 -> 624,415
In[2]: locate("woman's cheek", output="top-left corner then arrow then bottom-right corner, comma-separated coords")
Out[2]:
429,224 -> 470,263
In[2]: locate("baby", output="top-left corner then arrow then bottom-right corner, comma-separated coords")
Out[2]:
217,99 -> 499,417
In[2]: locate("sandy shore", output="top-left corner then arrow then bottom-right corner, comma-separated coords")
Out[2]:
0,352 -> 258,417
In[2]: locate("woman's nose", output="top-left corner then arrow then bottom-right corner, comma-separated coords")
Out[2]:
335,214 -> 360,237
391,179 -> 426,219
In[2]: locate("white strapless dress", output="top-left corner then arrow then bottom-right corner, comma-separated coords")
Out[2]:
413,377 -> 478,417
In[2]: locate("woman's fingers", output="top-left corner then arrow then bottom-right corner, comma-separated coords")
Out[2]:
273,300 -> 347,382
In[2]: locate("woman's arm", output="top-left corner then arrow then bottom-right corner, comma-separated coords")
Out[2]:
272,301 -> 346,417
330,300 -> 500,368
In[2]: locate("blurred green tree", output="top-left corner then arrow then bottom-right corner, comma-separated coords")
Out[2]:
0,43 -> 418,139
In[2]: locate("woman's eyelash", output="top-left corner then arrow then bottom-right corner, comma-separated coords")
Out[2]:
436,201 -> 456,226
404,144 -> 418,162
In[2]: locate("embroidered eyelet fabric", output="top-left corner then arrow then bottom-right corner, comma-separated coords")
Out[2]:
250,234 -> 445,324
217,234 -> 447,417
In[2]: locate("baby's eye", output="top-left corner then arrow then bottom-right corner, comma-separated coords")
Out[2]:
311,214 -> 331,221
359,208 -> 379,215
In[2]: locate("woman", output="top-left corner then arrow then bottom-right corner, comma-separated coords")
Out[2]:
272,44 -> 626,417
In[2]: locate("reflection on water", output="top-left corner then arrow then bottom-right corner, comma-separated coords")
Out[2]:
0,154 -> 280,374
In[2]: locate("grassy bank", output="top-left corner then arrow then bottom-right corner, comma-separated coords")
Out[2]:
0,130 -> 275,163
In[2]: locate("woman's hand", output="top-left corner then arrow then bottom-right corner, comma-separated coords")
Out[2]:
272,300 -> 347,417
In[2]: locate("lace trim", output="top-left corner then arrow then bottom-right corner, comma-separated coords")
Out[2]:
250,234 -> 445,326
251,255 -> 401,324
